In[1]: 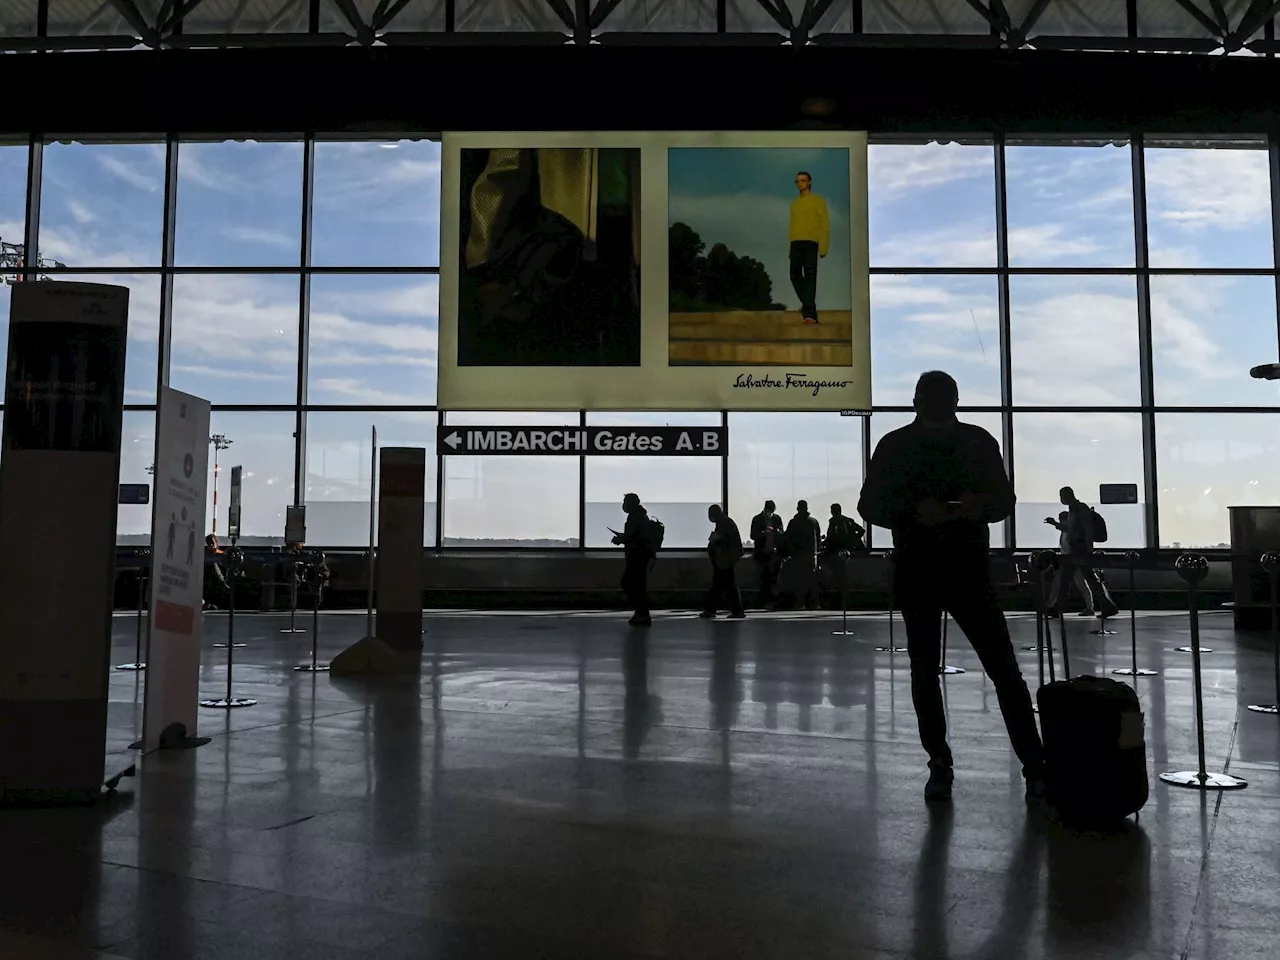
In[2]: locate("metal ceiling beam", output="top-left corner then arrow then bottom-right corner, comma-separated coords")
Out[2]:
329,0 -> 376,42
374,0 -> 414,29
226,0 -> 254,31
161,0 -> 212,33
754,0 -> 795,32
1207,0 -> 1230,31
589,0 -> 626,29
959,0 -> 1009,35
1228,0 -> 1280,48
798,0 -> 839,36
106,0 -> 162,43
1168,0 -> 1225,35
544,0 -> 578,31
1009,0 -> 1053,46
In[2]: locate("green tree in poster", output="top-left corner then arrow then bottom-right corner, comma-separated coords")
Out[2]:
669,222 -> 784,312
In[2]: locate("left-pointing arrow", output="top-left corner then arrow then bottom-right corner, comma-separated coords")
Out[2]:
445,431 -> 461,450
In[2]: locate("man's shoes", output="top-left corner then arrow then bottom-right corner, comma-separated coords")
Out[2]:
1075,610 -> 1095,617
699,611 -> 717,619
803,317 -> 818,325
628,614 -> 651,627
924,764 -> 954,803
1045,608 -> 1060,619
729,611 -> 746,620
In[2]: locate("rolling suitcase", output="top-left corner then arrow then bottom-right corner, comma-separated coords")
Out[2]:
1036,675 -> 1148,825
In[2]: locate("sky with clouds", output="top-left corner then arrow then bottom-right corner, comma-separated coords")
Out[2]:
0,138 -> 1276,548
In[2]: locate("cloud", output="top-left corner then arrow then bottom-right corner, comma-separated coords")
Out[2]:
96,153 -> 160,192
869,144 -> 991,197
310,378 -> 434,406
1144,147 -> 1270,230
67,200 -> 97,225
222,226 -> 296,248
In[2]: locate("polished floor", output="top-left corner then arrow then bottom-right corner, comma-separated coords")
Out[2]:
2,605 -> 1279,959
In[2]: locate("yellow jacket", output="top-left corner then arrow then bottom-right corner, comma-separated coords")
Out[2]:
789,193 -> 830,257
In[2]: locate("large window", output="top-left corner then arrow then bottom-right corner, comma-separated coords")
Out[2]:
0,135 -> 1275,554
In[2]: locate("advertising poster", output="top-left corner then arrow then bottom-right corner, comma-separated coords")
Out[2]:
142,385 -> 210,752
438,131 -> 870,412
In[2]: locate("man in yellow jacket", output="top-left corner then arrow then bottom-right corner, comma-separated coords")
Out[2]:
788,171 -> 830,324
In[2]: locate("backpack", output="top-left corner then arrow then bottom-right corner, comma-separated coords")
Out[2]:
646,516 -> 666,553
1090,507 -> 1109,543
827,516 -> 863,553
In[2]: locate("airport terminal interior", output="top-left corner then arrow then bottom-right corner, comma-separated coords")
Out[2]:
4,2 -> 1280,958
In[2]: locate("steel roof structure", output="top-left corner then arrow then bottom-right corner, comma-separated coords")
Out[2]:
0,0 -> 1276,55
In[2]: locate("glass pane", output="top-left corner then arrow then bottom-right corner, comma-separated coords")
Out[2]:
312,140 -> 441,267
46,273 -> 159,404
1152,274 -> 1280,406
39,142 -> 165,267
118,411 -> 155,546
584,411 -> 721,548
869,142 -> 996,267
307,274 -> 438,405
1010,275 -> 1140,406
1005,144 -> 1135,268
1145,145 -> 1274,269
868,411 -> 1007,549
727,413 -> 863,546
169,273 -> 299,405
206,413 -> 296,545
1156,413 -> 1280,548
871,274 -> 1001,406
175,141 -> 303,267
0,144 -> 27,377
442,412 -> 579,547
1012,413 -> 1145,549
305,412 -> 438,548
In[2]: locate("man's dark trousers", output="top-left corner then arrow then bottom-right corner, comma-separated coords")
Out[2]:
622,556 -> 650,618
789,240 -> 819,320
896,553 -> 1044,778
704,564 -> 744,616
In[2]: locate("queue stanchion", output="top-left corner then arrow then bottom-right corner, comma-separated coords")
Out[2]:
294,552 -> 331,673
1089,550 -> 1118,636
201,548 -> 258,710
211,548 -> 245,648
1054,556 -> 1072,679
1247,552 -> 1280,716
831,551 -> 856,637
1024,551 -> 1052,654
117,552 -> 150,671
1113,550 -> 1157,681
875,550 -> 908,653
1159,554 -> 1247,791
940,609 -> 964,675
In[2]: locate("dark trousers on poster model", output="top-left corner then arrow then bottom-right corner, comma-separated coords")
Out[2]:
789,240 -> 819,321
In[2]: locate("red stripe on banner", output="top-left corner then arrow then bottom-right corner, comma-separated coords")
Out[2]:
155,600 -> 195,636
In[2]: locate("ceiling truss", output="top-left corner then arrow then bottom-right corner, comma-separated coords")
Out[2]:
5,0 -> 1280,54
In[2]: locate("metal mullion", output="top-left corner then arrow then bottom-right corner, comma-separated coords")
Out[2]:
720,409 -> 729,510
860,413 -> 872,548
1132,135 -> 1159,549
1270,133 -> 1280,355
578,410 -> 586,549
868,266 -> 1275,276
294,135 -> 315,510
37,0 -> 48,35
994,135 -> 1015,549
158,137 -> 178,391
435,410 -> 446,548
21,137 -> 42,284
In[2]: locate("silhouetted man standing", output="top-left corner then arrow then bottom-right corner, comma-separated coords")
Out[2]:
750,499 -> 783,606
858,371 -> 1046,805
612,492 -> 653,627
701,504 -> 745,620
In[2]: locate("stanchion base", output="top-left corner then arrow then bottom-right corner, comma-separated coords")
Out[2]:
115,662 -> 146,671
1159,770 -> 1248,790
1246,703 -> 1279,714
293,664 -> 331,672
212,643 -> 247,649
1090,628 -> 1118,636
1175,646 -> 1214,653
1113,667 -> 1159,677
1022,644 -> 1048,652
199,698 -> 258,709
875,646 -> 909,653
280,629 -> 308,635
941,665 -> 966,675
831,630 -> 858,637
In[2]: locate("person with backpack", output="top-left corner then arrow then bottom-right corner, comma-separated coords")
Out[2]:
1047,487 -> 1117,619
701,504 -> 746,620
823,503 -> 865,556
612,492 -> 660,627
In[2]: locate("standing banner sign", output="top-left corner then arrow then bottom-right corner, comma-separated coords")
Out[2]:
142,386 -> 210,752
0,281 -> 128,803
227,465 -> 242,542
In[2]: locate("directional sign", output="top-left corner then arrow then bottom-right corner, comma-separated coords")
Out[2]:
118,483 -> 150,505
227,465 -> 242,541
437,425 -> 726,456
